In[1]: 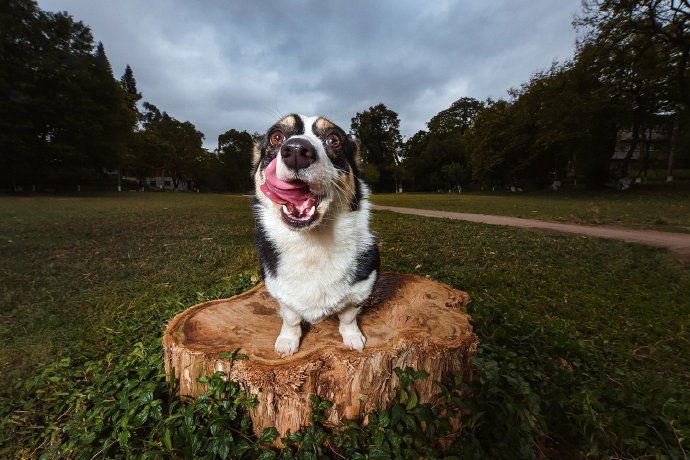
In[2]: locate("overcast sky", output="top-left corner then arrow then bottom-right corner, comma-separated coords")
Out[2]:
37,0 -> 582,150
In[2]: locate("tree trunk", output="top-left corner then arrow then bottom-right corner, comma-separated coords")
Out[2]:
621,113 -> 641,179
667,113 -> 680,182
636,127 -> 650,182
163,273 -> 476,439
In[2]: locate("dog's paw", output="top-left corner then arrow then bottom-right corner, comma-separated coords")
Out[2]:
340,329 -> 366,351
274,335 -> 300,357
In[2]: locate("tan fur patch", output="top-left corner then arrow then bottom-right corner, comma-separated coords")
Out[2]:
277,114 -> 297,130
252,141 -> 262,168
338,165 -> 357,206
315,117 -> 337,132
352,138 -> 362,166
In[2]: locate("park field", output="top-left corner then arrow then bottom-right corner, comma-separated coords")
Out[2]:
0,192 -> 688,458
372,182 -> 690,232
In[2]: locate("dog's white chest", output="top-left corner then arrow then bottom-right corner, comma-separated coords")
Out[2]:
260,208 -> 375,322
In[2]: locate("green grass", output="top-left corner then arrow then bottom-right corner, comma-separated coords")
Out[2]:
0,193 -> 259,389
1,193 -> 689,457
372,181 -> 690,232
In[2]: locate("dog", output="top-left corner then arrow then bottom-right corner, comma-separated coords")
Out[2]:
252,114 -> 380,357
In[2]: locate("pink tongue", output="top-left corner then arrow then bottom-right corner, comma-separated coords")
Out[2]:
260,159 -> 316,211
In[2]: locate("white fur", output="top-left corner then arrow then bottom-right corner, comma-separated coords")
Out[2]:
257,181 -> 377,321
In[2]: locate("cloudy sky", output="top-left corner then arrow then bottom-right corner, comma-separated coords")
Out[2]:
37,0 -> 582,150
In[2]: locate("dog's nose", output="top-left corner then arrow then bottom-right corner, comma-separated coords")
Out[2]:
281,138 -> 316,170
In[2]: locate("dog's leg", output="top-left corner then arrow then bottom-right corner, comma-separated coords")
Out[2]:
275,305 -> 302,357
338,305 -> 366,351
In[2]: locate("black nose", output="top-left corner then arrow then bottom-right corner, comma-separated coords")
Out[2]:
281,138 -> 316,171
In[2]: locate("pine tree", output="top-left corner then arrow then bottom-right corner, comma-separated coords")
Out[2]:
94,41 -> 113,75
120,64 -> 142,112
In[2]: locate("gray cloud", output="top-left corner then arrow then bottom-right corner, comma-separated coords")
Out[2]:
38,0 -> 581,149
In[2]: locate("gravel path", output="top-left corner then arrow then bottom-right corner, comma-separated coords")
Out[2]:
372,204 -> 690,264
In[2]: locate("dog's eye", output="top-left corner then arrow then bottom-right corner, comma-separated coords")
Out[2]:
325,133 -> 341,149
269,131 -> 285,147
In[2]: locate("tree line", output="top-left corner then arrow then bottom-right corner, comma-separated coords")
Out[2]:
2,0 -> 688,193
352,1 -> 690,192
0,0 -> 254,193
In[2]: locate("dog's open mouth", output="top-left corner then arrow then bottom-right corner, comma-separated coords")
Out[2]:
260,159 -> 320,227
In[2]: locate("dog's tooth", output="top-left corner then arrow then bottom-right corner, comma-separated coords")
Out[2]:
282,204 -> 289,214
309,205 -> 315,216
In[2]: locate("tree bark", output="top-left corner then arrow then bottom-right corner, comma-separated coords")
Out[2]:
667,112 -> 680,182
163,273 -> 476,439
621,111 -> 641,179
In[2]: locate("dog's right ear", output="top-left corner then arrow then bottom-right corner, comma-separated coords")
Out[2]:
252,140 -> 262,169
350,136 -> 362,165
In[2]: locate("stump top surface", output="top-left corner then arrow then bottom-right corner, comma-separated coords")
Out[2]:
165,273 -> 471,365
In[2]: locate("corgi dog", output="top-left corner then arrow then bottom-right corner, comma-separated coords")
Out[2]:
252,114 -> 379,357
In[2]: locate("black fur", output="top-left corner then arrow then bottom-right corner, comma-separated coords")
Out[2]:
349,176 -> 362,211
350,242 -> 380,284
253,199 -> 280,278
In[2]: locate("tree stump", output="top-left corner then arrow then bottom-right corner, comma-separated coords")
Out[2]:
163,273 -> 476,439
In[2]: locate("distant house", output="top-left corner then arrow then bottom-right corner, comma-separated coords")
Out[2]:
611,115 -> 671,176
145,168 -> 193,191
119,168 -> 194,191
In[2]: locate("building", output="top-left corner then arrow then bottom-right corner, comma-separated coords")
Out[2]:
611,115 -> 672,179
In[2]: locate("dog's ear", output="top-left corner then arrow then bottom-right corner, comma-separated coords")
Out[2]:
252,140 -> 262,169
350,135 -> 361,165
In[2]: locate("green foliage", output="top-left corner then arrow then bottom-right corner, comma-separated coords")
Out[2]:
138,102 -> 208,191
456,302 -> 690,458
0,0 -> 137,190
278,367 -> 459,459
463,60 -> 620,190
0,282 -> 270,459
215,129 -> 255,192
403,98 -> 483,192
350,103 -> 403,193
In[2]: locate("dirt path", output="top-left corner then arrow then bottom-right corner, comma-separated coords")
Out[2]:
372,205 -> 690,264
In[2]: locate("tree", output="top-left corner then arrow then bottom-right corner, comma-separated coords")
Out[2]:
579,0 -> 690,180
426,97 -> 484,135
216,129 -> 254,192
82,42 -> 137,174
403,97 -> 483,191
0,1 -> 136,190
138,102 -> 205,190
400,130 -> 430,189
460,53 -> 622,191
116,64 -> 143,190
578,12 -> 672,179
465,99 -> 523,189
350,103 -> 402,192
120,64 -> 142,113
0,1 -> 95,188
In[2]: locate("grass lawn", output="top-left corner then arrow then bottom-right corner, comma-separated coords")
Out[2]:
0,193 -> 258,388
1,192 -> 688,458
372,181 -> 690,232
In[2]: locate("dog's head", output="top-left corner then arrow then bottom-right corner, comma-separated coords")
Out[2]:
253,114 -> 361,230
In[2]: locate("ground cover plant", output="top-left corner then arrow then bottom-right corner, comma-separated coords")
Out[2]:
0,193 -> 688,458
372,181 -> 690,232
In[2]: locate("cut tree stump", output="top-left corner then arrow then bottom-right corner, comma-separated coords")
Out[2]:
163,273 -> 476,439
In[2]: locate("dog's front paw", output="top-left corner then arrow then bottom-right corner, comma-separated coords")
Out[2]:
274,335 -> 300,357
340,329 -> 366,351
